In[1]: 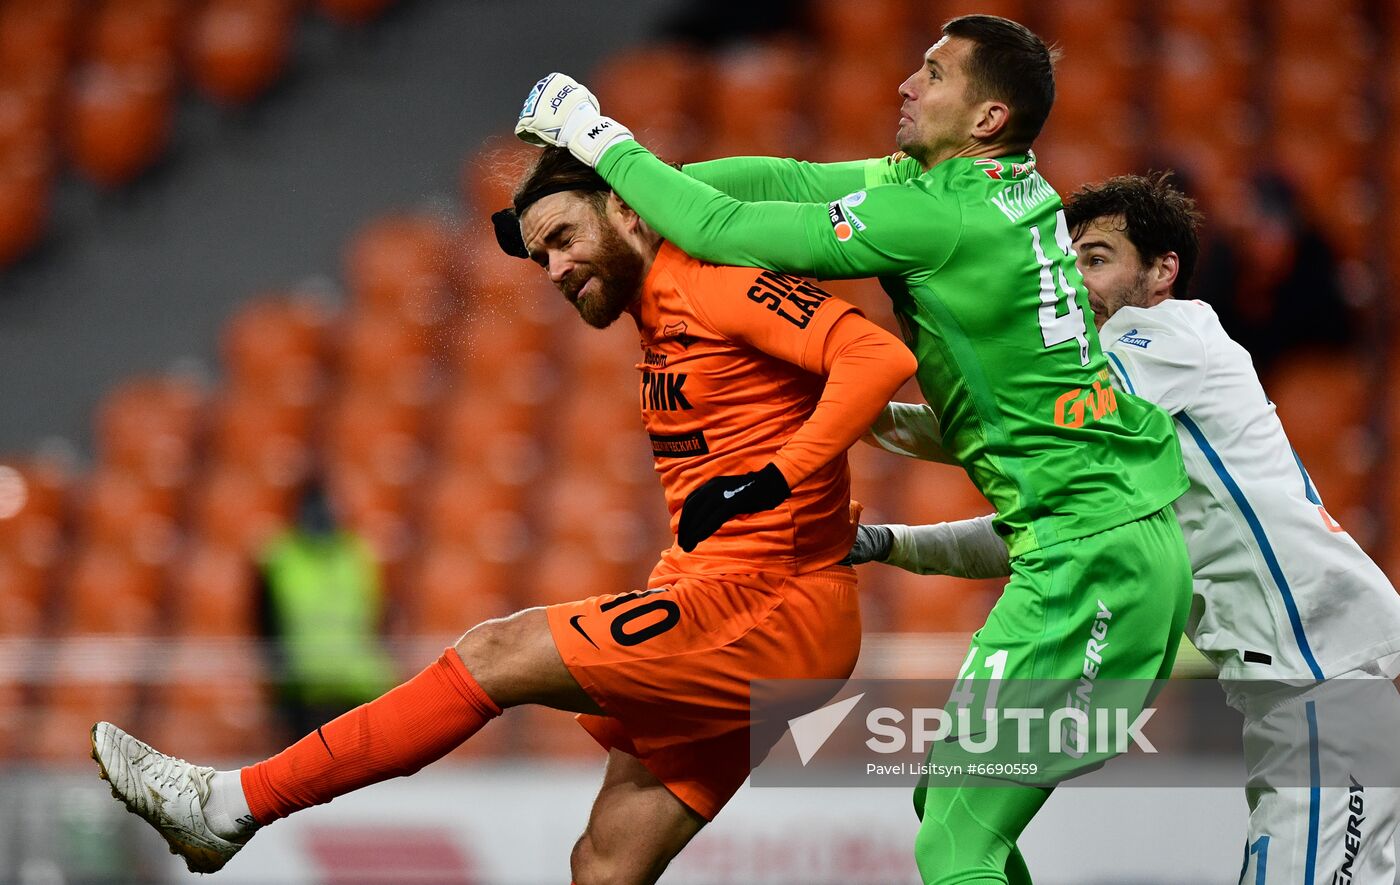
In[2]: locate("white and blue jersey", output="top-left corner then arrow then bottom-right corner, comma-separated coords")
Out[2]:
1101,299 -> 1400,682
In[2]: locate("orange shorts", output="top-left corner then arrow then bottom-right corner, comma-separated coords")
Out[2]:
544,565 -> 860,820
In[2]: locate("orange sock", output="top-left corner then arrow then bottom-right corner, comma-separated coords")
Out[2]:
240,648 -> 501,824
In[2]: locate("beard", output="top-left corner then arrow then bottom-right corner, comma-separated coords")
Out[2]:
563,226 -> 645,329
1121,267 -> 1154,310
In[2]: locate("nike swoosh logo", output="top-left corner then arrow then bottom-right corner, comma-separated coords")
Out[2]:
723,481 -> 755,500
569,615 -> 598,648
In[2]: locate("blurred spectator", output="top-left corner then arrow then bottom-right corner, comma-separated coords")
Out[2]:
1197,172 -> 1355,372
256,476 -> 394,738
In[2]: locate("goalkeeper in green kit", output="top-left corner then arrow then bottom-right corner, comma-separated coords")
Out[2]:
517,14 -> 1192,884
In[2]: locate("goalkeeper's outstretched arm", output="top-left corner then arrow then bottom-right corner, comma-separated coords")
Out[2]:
682,154 -> 922,204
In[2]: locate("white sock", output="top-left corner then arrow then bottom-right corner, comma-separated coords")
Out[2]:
203,769 -> 260,842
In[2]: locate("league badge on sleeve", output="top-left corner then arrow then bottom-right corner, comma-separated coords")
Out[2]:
827,199 -> 866,242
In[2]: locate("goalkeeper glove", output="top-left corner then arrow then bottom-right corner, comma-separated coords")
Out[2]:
515,72 -> 633,167
677,463 -> 790,552
847,524 -> 895,565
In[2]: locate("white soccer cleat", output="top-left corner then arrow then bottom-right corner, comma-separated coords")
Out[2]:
90,721 -> 245,874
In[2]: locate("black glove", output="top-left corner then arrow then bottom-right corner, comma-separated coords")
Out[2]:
678,462 -> 790,552
847,524 -> 895,565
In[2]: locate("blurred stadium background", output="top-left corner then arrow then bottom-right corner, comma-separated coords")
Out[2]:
0,0 -> 1394,881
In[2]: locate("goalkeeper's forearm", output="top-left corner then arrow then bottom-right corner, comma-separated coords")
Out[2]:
882,515 -> 1011,579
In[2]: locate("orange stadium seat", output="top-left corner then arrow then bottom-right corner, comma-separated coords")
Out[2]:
1157,0 -> 1250,33
892,462 -> 994,526
401,543 -> 518,639
1034,129 -> 1136,195
0,550 -> 49,636
147,641 -> 274,761
707,41 -> 809,158
167,542 -> 258,638
883,570 -> 1003,634
809,0 -> 912,60
820,277 -> 897,324
449,309 -> 562,392
1268,352 -> 1368,516
32,639 -> 143,766
207,390 -> 314,489
59,543 -> 163,635
221,294 -> 331,409
913,1 -> 1028,34
64,60 -> 174,188
431,387 -> 547,483
1269,55 -> 1365,138
591,46 -> 706,163
188,465 -> 292,554
1267,139 -> 1368,259
0,0 -> 81,84
846,442 -> 906,526
74,466 -> 179,562
530,541 -> 637,607
1270,0 -> 1364,55
0,81 -> 56,156
1046,55 -> 1137,137
1040,1 -> 1138,86
552,382 -> 646,473
1150,26 -> 1253,145
808,53 -> 908,161
0,678 -> 28,760
335,311 -> 438,405
449,225 -> 554,317
0,146 -> 49,266
94,374 -> 205,489
322,388 -> 428,487
345,213 -> 457,326
416,464 -> 529,547
324,461 -> 412,565
0,476 -> 66,632
187,0 -> 295,106
85,0 -> 183,69
509,705 -> 599,760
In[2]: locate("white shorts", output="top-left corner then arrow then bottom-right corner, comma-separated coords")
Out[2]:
1229,662 -> 1400,884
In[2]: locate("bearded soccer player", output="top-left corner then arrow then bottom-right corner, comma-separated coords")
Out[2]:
853,174 -> 1400,884
515,13 -> 1193,885
89,147 -> 916,884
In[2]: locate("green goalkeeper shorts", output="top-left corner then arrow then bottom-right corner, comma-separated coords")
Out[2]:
916,505 -> 1193,793
911,507 -> 1192,884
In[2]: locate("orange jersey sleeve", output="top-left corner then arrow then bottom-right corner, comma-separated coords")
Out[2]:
635,243 -> 913,576
687,274 -> 917,487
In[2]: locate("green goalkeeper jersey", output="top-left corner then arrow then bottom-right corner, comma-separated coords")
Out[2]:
596,144 -> 1187,556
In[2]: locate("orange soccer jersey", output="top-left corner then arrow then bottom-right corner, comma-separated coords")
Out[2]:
635,241 -> 903,577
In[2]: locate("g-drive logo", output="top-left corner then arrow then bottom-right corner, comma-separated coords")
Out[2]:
787,692 -> 1157,765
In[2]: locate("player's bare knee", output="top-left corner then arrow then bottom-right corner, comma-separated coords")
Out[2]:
571,831 -> 655,885
453,607 -> 564,707
454,611 -> 533,691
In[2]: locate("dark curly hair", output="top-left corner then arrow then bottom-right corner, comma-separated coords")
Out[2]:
1063,172 -> 1204,297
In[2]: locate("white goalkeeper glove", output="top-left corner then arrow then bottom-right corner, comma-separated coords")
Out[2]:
515,72 -> 633,168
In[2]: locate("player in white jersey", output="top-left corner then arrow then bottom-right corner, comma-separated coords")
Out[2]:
851,174 -> 1400,884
